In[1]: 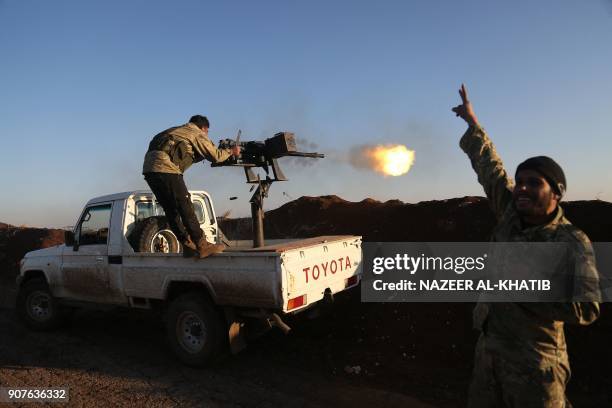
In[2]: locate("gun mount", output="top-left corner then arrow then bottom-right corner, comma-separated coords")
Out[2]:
212,132 -> 324,248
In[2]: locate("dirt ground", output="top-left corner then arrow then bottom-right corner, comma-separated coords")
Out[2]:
2,195 -> 612,407
1,296 -> 610,407
0,296 -> 449,408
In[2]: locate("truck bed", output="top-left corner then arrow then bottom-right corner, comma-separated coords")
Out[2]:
121,236 -> 362,313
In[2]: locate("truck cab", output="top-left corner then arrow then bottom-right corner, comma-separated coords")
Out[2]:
56,190 -> 218,304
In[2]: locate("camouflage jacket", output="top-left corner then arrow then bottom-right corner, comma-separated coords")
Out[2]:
142,122 -> 232,175
460,124 -> 600,367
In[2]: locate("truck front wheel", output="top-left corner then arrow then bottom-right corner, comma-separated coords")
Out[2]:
17,278 -> 66,331
165,293 -> 226,366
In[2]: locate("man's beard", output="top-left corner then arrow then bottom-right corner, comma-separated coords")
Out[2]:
514,192 -> 555,217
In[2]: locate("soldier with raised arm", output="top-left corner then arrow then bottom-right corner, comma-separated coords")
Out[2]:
452,84 -> 600,407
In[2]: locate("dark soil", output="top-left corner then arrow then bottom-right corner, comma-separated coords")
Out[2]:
0,224 -> 64,308
220,195 -> 612,243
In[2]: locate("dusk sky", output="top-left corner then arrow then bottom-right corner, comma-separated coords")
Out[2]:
1,0 -> 611,227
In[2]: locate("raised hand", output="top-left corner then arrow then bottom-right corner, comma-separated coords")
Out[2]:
452,84 -> 479,126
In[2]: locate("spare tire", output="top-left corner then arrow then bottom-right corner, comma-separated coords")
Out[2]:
129,216 -> 181,253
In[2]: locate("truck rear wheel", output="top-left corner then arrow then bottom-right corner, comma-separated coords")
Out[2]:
17,278 -> 66,331
130,216 -> 181,253
165,293 -> 226,366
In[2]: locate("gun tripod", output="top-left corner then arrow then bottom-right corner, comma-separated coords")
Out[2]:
248,172 -> 273,248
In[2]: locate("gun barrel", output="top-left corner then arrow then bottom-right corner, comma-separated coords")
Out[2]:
286,152 -> 325,159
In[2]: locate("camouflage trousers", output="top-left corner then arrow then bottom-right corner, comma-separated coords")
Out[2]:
468,334 -> 571,408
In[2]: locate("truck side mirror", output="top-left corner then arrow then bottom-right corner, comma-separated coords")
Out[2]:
64,230 -> 75,247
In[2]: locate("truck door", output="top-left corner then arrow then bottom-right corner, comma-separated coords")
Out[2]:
61,203 -> 112,302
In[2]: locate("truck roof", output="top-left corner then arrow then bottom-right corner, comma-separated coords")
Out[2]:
87,190 -> 208,205
87,191 -> 151,205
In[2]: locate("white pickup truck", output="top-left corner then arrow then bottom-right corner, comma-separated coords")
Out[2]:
16,190 -> 362,366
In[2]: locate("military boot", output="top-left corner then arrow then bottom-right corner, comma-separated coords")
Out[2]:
182,238 -> 198,258
197,238 -> 225,258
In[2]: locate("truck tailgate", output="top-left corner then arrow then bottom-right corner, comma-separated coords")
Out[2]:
277,236 -> 362,313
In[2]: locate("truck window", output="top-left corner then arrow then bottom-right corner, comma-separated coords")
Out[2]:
203,195 -> 216,225
136,201 -> 155,221
193,200 -> 205,224
136,200 -> 204,224
78,204 -> 112,245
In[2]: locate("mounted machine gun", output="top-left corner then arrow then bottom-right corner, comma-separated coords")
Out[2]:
212,131 -> 324,247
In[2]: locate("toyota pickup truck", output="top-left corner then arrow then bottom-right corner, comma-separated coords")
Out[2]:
16,190 -> 362,366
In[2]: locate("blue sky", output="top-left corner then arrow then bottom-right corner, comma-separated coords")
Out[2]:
1,0 -> 611,227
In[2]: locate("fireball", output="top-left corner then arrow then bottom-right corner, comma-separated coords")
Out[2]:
365,145 -> 415,176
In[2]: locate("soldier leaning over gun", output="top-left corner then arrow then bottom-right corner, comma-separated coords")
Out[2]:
452,84 -> 600,407
142,115 -> 240,258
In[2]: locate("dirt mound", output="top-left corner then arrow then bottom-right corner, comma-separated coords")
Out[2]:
0,224 -> 65,286
0,225 -> 64,308
221,195 -> 612,243
560,200 -> 612,242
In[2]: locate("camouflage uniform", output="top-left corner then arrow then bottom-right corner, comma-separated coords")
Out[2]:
141,122 -> 232,246
143,122 -> 232,175
460,125 -> 600,408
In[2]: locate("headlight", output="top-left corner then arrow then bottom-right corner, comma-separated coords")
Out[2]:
19,258 -> 25,270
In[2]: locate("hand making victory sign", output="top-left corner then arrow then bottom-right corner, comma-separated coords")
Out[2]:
452,84 -> 480,127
